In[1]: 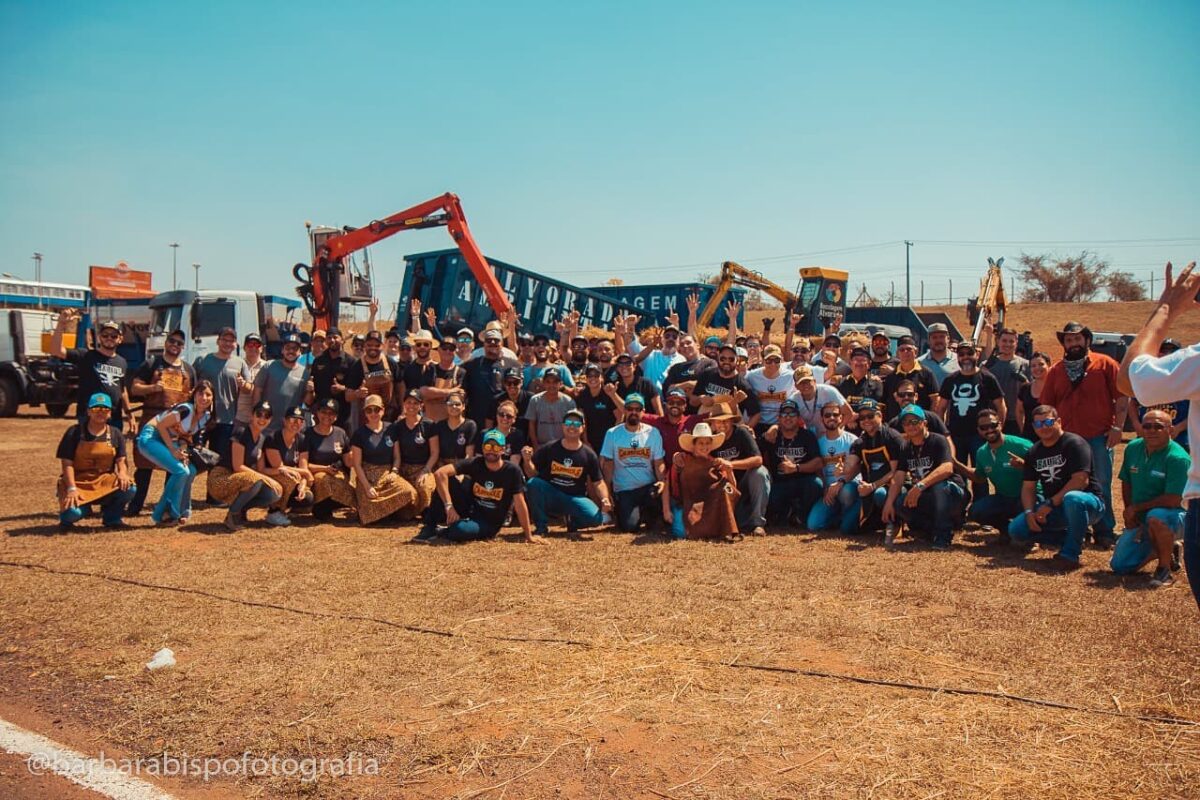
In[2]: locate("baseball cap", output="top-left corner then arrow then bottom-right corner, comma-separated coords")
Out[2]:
311,329 -> 327,340
871,330 -> 889,341
624,392 -> 646,409
482,429 -> 507,447
215,325 -> 236,339
899,404 -> 926,421
316,398 -> 339,413
956,340 -> 977,353
284,405 -> 305,420
244,332 -> 263,345
565,409 -> 585,423
87,392 -> 112,409
663,324 -> 681,334
849,347 -> 870,359
281,332 -> 302,345
571,334 -> 588,344
735,347 -> 749,358
779,399 -> 800,413
540,368 -> 562,382
532,333 -> 551,345
763,345 -> 783,360
927,323 -> 949,334
404,388 -> 424,402
363,394 -> 385,410
793,365 -> 816,383
98,320 -> 121,333
364,330 -> 383,343
666,387 -> 688,400
351,333 -> 365,344
483,329 -> 503,342
896,335 -> 916,347
457,327 -> 474,338
704,335 -> 722,347
326,326 -> 341,337
616,353 -> 634,364
857,399 -> 881,413
584,363 -> 602,376
823,334 -> 842,347
504,367 -> 523,382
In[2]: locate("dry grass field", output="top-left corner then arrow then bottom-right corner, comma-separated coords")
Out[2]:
1,413 -> 1198,799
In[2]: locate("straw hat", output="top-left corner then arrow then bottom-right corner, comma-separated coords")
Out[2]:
679,422 -> 725,453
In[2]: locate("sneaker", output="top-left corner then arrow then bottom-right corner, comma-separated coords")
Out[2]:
1051,553 -> 1082,571
931,539 -> 951,552
266,510 -> 292,527
1149,567 -> 1175,588
223,511 -> 244,533
750,526 -> 766,537
205,496 -> 229,509
412,526 -> 439,543
1171,542 -> 1182,572
1093,533 -> 1116,550
883,523 -> 897,551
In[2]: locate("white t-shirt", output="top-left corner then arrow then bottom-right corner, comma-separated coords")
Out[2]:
816,430 -> 858,482
745,367 -> 798,424
1130,345 -> 1200,498
792,384 -> 848,430
600,423 -> 664,492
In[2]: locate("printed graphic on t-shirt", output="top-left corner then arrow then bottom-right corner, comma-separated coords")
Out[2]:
1034,453 -> 1067,485
906,455 -> 933,478
619,446 -> 652,460
550,459 -> 585,480
947,381 -> 981,417
473,480 -> 505,504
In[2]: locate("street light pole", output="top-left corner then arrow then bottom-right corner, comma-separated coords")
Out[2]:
32,252 -> 43,307
904,240 -> 913,306
193,263 -> 200,291
170,243 -> 180,290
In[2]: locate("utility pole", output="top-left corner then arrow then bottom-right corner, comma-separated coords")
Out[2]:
904,240 -> 913,306
1010,276 -> 1015,299
949,279 -> 953,306
1150,271 -> 1155,297
193,263 -> 201,291
170,243 -> 180,290
889,281 -> 895,305
31,253 -> 42,309
920,280 -> 924,307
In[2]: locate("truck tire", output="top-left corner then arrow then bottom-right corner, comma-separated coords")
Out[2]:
0,377 -> 18,417
46,402 -> 72,418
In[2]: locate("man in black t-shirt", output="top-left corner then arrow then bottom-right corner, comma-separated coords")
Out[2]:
882,336 -> 939,419
688,345 -> 761,426
525,410 -> 613,537
763,399 -> 823,526
843,399 -> 905,535
311,327 -> 355,429
661,335 -> 715,394
882,404 -> 966,550
935,341 -> 1005,473
462,330 -> 520,428
1007,404 -> 1105,569
830,348 -> 885,433
49,311 -> 131,429
424,429 -> 540,544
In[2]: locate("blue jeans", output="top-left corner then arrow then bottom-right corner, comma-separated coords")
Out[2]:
526,477 -> 604,534
1086,434 -> 1116,536
136,427 -> 198,521
736,466 -> 771,530
766,474 -> 822,526
896,481 -> 966,546
614,483 -> 660,532
1008,491 -> 1104,562
441,518 -> 503,542
968,493 -> 1026,532
841,485 -> 889,534
806,480 -> 858,531
1111,508 -> 1185,574
1185,499 -> 1200,609
60,486 -> 136,527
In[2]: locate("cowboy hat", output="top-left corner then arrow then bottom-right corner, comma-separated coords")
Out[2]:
1055,321 -> 1093,344
707,401 -> 740,421
679,422 -> 725,453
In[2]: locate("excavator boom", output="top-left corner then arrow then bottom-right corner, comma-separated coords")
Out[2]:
295,193 -> 513,332
697,261 -> 799,326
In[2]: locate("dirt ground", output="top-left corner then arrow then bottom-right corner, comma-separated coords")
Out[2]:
1,413 -> 1198,799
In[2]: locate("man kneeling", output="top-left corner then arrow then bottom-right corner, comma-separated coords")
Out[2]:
882,405 -> 966,550
56,393 -> 135,530
422,430 -> 543,544
525,410 -> 613,537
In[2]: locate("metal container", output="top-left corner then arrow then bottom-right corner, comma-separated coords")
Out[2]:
588,283 -> 745,329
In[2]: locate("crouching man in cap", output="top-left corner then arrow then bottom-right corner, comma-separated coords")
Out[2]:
55,392 -> 135,530
525,410 -> 613,538
882,404 -> 966,550
423,430 -> 542,544
600,393 -> 667,532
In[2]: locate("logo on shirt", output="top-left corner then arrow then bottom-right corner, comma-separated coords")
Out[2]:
551,459 -> 584,480
1035,454 -> 1066,485
457,433 -> 466,446
414,430 -> 425,445
618,446 -> 651,460
383,437 -> 394,448
95,362 -> 124,388
949,382 -> 981,418
333,442 -> 343,454
473,481 -> 505,502
758,388 -> 788,402
907,456 -> 933,479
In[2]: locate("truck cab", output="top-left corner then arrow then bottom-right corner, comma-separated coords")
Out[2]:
146,290 -> 302,363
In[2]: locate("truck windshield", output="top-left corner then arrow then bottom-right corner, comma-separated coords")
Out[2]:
150,305 -> 183,335
193,302 -> 237,337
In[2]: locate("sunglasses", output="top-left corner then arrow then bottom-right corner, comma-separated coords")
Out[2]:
1142,422 -> 1167,431
482,442 -> 505,453
99,332 -> 120,340
364,407 -> 383,414
457,337 -> 474,343
497,412 -> 515,419
977,422 -> 1000,431
1032,418 -> 1058,430
414,342 -> 431,348
253,411 -> 272,419
439,344 -> 455,350
563,420 -> 583,428
166,339 -> 185,347
245,340 -> 262,347
779,410 -> 799,417
822,412 -> 841,419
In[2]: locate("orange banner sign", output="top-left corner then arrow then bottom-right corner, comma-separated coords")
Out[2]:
89,265 -> 154,299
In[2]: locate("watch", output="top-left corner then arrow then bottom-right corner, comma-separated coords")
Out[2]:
915,481 -> 926,490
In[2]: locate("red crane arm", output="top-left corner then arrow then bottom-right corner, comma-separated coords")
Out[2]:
300,192 -> 513,331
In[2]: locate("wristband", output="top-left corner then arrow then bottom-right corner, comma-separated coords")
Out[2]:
66,486 -> 78,493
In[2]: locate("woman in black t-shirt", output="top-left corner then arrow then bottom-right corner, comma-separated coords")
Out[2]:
434,390 -> 477,465
264,406 -> 315,521
350,393 -> 417,524
207,400 -> 284,532
390,390 -> 440,519
305,398 -> 355,520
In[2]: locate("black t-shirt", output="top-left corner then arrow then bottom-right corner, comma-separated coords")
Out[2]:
939,370 -> 1004,438
1023,431 -> 1102,499
463,356 -> 520,423
434,419 -> 477,461
887,412 -> 950,438
868,356 -> 899,378
305,426 -> 349,467
882,365 -> 939,419
832,374 -> 886,411
350,425 -> 394,466
454,457 -> 526,527
390,418 -> 437,465
692,368 -> 761,416
133,356 -> 196,416
897,432 -> 962,487
712,424 -> 760,479
577,387 -> 619,452
615,376 -> 657,405
68,349 -> 128,425
401,360 -> 435,395
344,356 -> 401,392
56,423 -> 127,460
265,429 -> 305,468
221,426 -> 267,470
491,389 -> 532,427
766,427 -> 820,477
312,351 -> 355,425
850,426 -> 905,483
533,440 -> 602,497
662,356 -> 717,393
475,426 -> 527,460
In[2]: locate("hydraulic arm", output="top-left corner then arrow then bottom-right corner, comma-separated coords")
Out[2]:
697,261 -> 799,326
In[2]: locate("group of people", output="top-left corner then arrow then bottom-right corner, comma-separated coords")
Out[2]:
47,278 -> 1200,605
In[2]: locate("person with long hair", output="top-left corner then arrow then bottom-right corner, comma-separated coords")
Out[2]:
1016,352 -> 1052,441
207,400 -> 284,531
434,390 -> 476,467
136,380 -> 214,525
306,398 -> 356,521
390,390 -> 439,520
350,394 -> 417,524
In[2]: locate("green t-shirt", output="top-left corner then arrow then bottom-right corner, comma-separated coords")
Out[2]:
1117,438 -> 1190,522
974,435 -> 1034,498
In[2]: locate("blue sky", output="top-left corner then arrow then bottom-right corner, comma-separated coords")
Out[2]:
1,0 -> 1197,313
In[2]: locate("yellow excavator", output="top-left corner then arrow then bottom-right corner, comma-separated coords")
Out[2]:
967,256 -> 1008,343
697,261 -> 801,326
